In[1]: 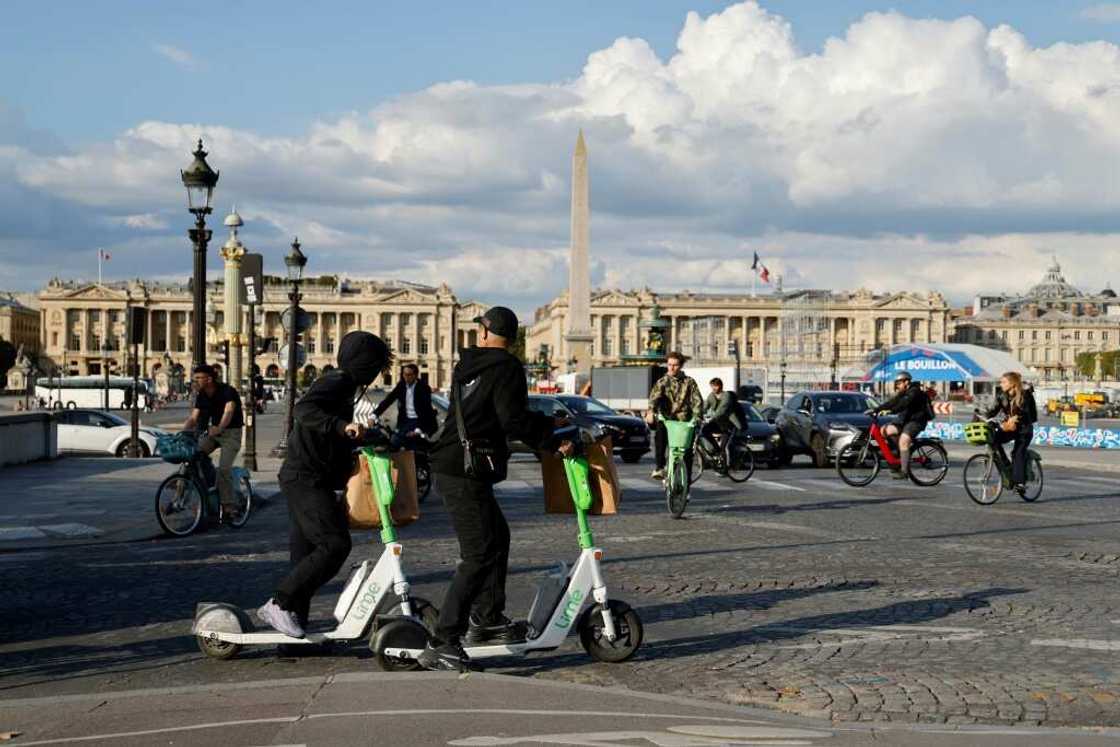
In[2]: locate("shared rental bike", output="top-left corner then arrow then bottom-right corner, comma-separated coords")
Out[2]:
961,419 -> 1043,505
835,412 -> 949,487
660,416 -> 697,519
155,432 -> 253,536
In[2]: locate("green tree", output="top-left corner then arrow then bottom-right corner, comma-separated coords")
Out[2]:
1076,350 -> 1120,378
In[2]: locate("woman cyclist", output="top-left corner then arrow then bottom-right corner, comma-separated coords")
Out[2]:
982,371 -> 1038,494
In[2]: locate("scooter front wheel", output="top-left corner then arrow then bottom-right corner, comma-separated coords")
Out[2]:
579,600 -> 643,663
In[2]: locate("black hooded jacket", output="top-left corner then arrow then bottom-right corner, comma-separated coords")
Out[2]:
430,346 -> 554,481
879,381 -> 934,426
279,331 -> 389,489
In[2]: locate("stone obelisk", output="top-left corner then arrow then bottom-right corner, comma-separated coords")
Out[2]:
565,130 -> 593,377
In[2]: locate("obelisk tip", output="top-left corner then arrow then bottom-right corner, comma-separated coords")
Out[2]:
575,129 -> 587,156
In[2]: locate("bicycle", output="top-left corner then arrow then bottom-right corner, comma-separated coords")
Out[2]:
690,420 -> 754,484
155,432 -> 253,536
962,419 -> 1043,505
659,416 -> 697,519
835,412 -> 949,487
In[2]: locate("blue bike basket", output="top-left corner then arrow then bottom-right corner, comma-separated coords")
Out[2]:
158,433 -> 197,464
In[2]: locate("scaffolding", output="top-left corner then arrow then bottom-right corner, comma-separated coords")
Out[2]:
778,290 -> 834,391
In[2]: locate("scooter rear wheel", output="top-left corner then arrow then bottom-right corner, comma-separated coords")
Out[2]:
579,600 -> 643,663
371,618 -> 429,672
197,635 -> 241,660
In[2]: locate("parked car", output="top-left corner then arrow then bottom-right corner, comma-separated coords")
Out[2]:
55,409 -> 168,457
773,391 -> 883,467
515,394 -> 650,463
736,402 -> 784,466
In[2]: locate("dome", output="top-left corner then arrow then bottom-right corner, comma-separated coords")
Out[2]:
1026,259 -> 1083,300
1101,283 -> 1117,299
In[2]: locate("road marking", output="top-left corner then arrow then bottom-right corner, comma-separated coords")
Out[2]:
620,478 -> 663,492
39,523 -> 102,538
770,624 -> 985,649
691,513 -> 836,537
750,480 -> 807,492
893,499 -> 1061,520
0,527 -> 47,541
1031,638 -> 1120,651
454,725 -> 829,745
1075,476 -> 1118,485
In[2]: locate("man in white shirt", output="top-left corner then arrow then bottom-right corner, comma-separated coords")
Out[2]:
374,363 -> 436,436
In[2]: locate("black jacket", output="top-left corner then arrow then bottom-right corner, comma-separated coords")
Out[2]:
279,332 -> 389,489
430,347 -> 554,481
879,382 -> 934,425
374,379 -> 437,435
985,386 -> 1038,429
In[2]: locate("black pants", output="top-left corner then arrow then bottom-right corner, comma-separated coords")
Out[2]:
993,425 -> 1033,486
274,477 -> 353,626
433,473 -> 510,643
654,421 -> 694,477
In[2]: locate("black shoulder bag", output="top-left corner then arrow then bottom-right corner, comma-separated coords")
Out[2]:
452,374 -> 505,483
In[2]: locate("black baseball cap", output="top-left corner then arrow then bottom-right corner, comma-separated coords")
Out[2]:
474,306 -> 518,339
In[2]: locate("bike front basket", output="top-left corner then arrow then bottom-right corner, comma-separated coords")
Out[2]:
963,422 -> 992,446
662,419 -> 696,450
157,433 -> 197,464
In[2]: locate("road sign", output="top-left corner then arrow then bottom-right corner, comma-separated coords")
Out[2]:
277,343 -> 307,370
281,307 -> 312,333
933,401 -> 953,415
241,253 -> 264,305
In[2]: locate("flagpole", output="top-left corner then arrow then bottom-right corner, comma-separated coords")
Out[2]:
97,249 -> 102,287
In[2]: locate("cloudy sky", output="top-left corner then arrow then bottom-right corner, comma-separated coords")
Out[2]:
3,1 -> 1120,316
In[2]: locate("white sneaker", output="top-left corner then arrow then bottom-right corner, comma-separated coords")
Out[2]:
650,468 -> 665,480
257,599 -> 305,638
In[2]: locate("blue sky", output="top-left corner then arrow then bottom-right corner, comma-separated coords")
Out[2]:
3,1 -> 1120,309
5,1 -> 1118,145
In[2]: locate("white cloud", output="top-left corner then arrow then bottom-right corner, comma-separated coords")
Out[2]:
4,2 -> 1120,308
118,213 -> 168,230
152,43 -> 198,70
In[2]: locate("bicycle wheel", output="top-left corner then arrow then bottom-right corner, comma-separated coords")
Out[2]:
227,473 -> 253,528
725,441 -> 755,483
836,442 -> 880,487
908,440 -> 949,487
155,474 -> 205,536
690,447 -> 704,484
1019,457 -> 1043,502
963,453 -> 1002,505
666,457 -> 689,519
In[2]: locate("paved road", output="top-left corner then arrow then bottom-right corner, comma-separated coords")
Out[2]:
2,410 -> 1120,743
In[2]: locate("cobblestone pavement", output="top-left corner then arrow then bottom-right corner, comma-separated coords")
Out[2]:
2,418 -> 1119,733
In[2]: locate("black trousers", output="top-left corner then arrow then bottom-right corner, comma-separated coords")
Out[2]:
993,425 -> 1034,486
433,473 -> 510,643
274,477 -> 353,626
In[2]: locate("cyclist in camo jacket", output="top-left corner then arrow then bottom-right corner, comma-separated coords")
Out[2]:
645,351 -> 703,480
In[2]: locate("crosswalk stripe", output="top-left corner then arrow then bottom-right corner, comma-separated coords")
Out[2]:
0,527 -> 48,541
750,479 -> 808,492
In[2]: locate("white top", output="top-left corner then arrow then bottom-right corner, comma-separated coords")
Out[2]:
404,382 -> 417,419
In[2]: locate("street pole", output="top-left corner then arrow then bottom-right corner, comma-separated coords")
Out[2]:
190,211 -> 211,371
129,337 -> 140,457
271,238 -> 307,459
243,301 -> 258,471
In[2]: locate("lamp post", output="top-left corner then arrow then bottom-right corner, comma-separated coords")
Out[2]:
271,238 -> 307,458
779,360 -> 788,402
181,139 -> 219,371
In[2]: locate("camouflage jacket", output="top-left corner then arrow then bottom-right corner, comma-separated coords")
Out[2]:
649,373 -> 703,421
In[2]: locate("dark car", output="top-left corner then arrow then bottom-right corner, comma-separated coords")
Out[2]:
735,402 -> 784,467
773,391 -> 882,467
736,384 -> 765,404
517,394 -> 651,463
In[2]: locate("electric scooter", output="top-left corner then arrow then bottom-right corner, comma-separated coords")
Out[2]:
371,424 -> 644,670
192,426 -> 436,666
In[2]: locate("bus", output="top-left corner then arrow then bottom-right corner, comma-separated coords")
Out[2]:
35,376 -> 153,410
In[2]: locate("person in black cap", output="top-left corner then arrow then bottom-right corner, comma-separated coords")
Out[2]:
419,306 -> 569,671
257,330 -> 392,640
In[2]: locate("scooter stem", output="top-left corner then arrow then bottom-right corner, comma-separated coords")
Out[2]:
563,455 -> 595,549
361,448 -> 398,545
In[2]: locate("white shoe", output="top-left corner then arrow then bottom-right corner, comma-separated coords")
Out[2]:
650,468 -> 665,480
257,599 -> 305,638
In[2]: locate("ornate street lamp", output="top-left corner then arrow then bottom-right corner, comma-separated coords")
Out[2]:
181,139 -> 219,371
272,238 -> 307,458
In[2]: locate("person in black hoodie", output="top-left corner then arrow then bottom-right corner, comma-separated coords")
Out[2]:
419,306 -> 566,671
257,331 -> 391,639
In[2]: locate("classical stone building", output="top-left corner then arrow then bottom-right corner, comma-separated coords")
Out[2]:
527,287 -> 951,378
951,260 -> 1120,381
0,294 -> 41,390
38,277 -> 486,390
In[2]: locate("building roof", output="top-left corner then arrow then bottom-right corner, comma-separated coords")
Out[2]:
1025,259 -> 1084,300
